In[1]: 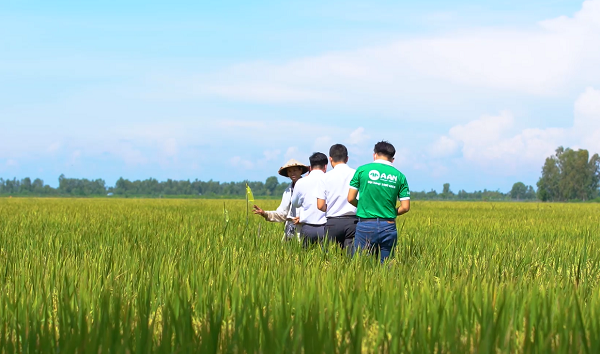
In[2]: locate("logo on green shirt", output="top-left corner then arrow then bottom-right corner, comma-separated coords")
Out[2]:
369,170 -> 398,182
368,170 -> 380,180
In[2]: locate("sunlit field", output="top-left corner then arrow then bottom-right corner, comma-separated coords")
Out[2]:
1,198 -> 599,353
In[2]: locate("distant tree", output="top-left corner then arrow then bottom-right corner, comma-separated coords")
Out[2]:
537,146 -> 600,201
114,177 -> 130,195
426,189 -> 438,199
510,182 -> 528,200
265,176 -> 279,196
537,152 -> 561,201
58,174 -> 106,196
441,183 -> 454,199
32,178 -> 44,192
21,177 -> 32,192
442,183 -> 450,195
525,185 -> 536,200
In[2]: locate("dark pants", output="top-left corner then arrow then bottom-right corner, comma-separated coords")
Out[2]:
325,216 -> 357,249
300,224 -> 326,246
352,219 -> 397,263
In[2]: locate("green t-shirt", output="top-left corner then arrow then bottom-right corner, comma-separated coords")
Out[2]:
349,160 -> 410,219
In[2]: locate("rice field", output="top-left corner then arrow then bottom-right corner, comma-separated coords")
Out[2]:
1,198 -> 599,353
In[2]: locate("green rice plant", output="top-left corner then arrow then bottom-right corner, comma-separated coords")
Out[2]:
0,198 -> 599,353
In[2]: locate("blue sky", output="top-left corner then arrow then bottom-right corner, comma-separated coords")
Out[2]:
2,0 -> 600,192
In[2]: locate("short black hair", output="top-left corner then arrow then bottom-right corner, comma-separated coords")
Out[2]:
329,144 -> 348,163
374,141 -> 395,159
309,152 -> 328,169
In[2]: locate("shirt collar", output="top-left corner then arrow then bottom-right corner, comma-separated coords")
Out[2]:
309,169 -> 325,176
333,163 -> 348,169
374,159 -> 393,166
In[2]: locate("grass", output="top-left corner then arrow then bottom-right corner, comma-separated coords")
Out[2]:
0,198 -> 599,353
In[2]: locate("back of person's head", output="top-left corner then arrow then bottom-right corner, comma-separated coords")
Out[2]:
309,152 -> 328,169
329,144 -> 348,163
374,141 -> 395,160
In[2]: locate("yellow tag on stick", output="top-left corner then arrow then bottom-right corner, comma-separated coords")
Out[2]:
246,183 -> 255,204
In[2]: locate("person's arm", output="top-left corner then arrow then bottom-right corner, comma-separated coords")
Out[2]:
347,168 -> 361,207
396,199 -> 410,215
316,178 -> 327,212
254,205 -> 289,222
317,198 -> 327,212
253,186 -> 291,222
347,188 -> 359,207
397,176 -> 410,216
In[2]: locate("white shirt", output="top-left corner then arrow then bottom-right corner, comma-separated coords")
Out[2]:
291,170 -> 326,225
316,163 -> 357,217
264,183 -> 298,221
263,183 -> 301,240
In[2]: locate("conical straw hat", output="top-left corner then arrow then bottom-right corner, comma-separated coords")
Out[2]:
278,159 -> 309,177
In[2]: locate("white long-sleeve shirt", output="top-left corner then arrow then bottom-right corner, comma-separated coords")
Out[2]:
263,183 -> 300,240
264,183 -> 297,222
291,170 -> 326,225
316,163 -> 357,217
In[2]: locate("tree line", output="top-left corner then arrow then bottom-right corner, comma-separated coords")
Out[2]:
0,176 -> 536,201
0,175 -> 289,198
1,175 -> 517,200
411,182 -> 537,201
1,146 -> 598,201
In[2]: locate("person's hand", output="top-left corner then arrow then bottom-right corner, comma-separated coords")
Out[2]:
253,205 -> 266,217
292,217 -> 300,225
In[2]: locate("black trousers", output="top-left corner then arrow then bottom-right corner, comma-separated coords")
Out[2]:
325,216 -> 358,249
300,224 -> 326,246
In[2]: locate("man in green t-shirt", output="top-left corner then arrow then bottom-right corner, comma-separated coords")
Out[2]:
347,141 -> 410,262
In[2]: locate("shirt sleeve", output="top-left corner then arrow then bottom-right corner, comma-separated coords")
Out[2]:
398,176 -> 410,200
315,177 -> 326,200
349,168 -> 361,190
264,210 -> 288,222
291,182 -> 303,208
275,186 -> 291,214
264,186 -> 291,222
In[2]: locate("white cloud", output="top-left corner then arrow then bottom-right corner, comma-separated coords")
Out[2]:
118,146 -> 148,166
208,83 -> 340,104
162,138 -> 178,157
447,111 -> 515,162
429,135 -> 458,157
430,87 -> 600,173
313,136 -> 332,153
47,142 -> 61,154
348,127 -> 369,145
284,146 -> 300,161
198,0 -> 600,109
263,149 -> 281,161
574,87 -> 600,152
68,150 -> 82,166
218,120 -> 267,129
574,86 -> 600,129
433,112 -> 565,170
392,147 -> 412,168
230,156 -> 254,169
429,161 -> 449,179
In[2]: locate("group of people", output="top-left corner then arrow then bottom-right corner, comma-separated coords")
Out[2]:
253,141 -> 410,262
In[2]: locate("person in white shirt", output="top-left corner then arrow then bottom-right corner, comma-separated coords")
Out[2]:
253,159 -> 308,241
316,144 -> 357,249
291,152 -> 328,245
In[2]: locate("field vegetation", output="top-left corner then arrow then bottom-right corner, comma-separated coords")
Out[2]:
1,198 -> 599,353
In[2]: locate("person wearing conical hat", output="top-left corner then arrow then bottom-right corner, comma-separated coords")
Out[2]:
253,159 -> 309,240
